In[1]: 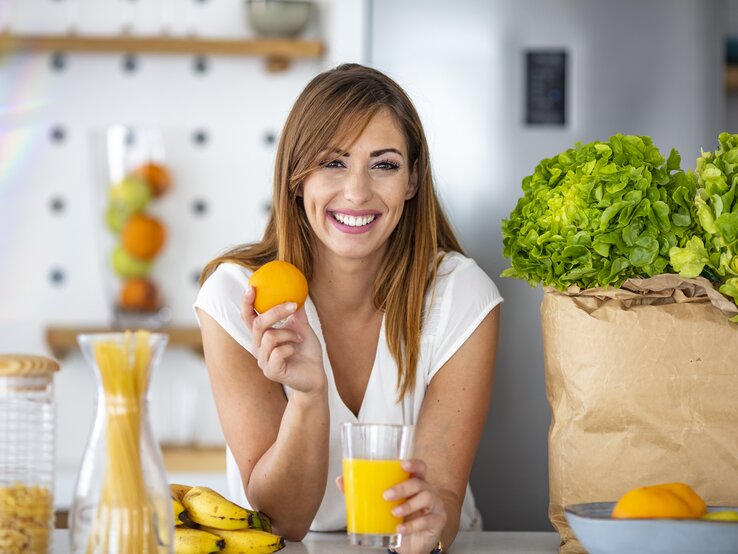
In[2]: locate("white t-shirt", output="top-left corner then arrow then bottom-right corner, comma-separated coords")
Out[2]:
193,251 -> 503,532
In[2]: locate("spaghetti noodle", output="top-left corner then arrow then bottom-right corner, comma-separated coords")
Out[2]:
86,330 -> 160,553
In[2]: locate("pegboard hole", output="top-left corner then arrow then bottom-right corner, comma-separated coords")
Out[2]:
50,126 -> 66,144
50,52 -> 67,71
192,129 -> 209,146
49,268 -> 66,286
49,196 -> 66,214
122,53 -> 139,73
193,56 -> 209,74
191,198 -> 209,216
263,131 -> 277,146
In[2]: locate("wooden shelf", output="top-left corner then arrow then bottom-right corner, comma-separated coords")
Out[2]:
0,32 -> 324,72
46,325 -> 203,360
161,444 -> 227,473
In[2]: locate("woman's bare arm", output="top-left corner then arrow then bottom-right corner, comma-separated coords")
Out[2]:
197,305 -> 329,540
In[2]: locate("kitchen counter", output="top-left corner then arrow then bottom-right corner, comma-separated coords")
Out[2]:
54,529 -> 561,553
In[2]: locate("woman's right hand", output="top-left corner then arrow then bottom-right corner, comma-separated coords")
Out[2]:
242,285 -> 326,395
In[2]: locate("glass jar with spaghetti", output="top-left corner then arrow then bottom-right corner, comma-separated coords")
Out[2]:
0,355 -> 60,554
70,331 -> 172,553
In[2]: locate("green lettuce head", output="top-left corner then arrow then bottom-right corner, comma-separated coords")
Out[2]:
502,134 -> 697,290
669,132 -> 738,320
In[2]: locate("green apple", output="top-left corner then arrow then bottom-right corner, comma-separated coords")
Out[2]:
108,177 -> 152,216
111,245 -> 152,278
105,205 -> 128,233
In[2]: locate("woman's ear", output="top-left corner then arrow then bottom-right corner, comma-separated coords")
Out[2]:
405,161 -> 419,200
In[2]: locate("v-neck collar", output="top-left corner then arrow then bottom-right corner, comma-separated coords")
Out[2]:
303,296 -> 385,421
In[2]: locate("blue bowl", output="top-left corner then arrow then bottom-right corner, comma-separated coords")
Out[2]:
565,502 -> 738,554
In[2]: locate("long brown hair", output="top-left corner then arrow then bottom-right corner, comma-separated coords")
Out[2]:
200,63 -> 464,399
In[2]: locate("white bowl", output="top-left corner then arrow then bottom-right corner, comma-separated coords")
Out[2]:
565,502 -> 738,554
245,0 -> 313,37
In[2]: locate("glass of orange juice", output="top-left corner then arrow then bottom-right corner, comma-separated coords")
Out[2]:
341,423 -> 415,549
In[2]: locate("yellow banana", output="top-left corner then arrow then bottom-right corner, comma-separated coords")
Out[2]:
250,511 -> 273,533
171,483 -> 193,500
200,527 -> 285,554
183,486 -> 252,530
170,483 -> 194,526
174,526 -> 225,554
172,495 -> 188,526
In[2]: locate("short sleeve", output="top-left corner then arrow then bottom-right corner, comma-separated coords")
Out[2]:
193,263 -> 255,356
425,254 -> 503,384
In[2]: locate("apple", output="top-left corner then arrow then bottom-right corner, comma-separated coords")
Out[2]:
111,245 -> 152,278
105,205 -> 128,233
108,177 -> 151,216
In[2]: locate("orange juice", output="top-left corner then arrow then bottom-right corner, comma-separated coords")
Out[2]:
342,458 -> 409,535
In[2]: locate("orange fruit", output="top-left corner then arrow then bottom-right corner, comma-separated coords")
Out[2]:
612,483 -> 706,519
131,162 -> 172,198
658,483 -> 707,517
248,261 -> 308,314
119,278 -> 158,311
121,214 -> 166,260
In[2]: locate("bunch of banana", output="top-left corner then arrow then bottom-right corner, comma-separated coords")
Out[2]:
171,484 -> 283,554
171,483 -> 194,526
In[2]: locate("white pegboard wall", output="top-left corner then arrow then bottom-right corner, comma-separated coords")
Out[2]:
0,0 -> 341,343
0,0 -> 369,477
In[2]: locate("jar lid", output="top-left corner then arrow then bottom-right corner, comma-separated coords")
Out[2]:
0,355 -> 60,376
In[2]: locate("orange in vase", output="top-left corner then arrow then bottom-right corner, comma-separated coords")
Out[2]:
121,214 -> 166,261
131,162 -> 173,198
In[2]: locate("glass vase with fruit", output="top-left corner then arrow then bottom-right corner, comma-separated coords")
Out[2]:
102,126 -> 173,329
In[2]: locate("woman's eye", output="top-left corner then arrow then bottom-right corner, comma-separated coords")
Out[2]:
373,160 -> 400,171
321,159 -> 345,169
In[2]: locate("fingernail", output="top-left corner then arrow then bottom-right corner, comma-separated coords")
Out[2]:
401,460 -> 412,471
245,285 -> 253,295
286,302 -> 297,313
397,525 -> 406,534
383,490 -> 396,500
391,507 -> 402,516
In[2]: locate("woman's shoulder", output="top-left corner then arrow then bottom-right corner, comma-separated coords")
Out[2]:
195,262 -> 253,308
423,251 -> 502,329
433,251 -> 499,295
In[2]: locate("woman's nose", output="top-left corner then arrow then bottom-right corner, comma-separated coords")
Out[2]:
343,168 -> 372,204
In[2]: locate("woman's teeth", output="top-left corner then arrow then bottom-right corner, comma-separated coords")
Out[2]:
332,213 -> 376,227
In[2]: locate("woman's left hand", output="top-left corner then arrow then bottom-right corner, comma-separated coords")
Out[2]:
384,459 -> 447,554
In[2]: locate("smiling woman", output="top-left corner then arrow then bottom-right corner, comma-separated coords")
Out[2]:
193,64 -> 502,554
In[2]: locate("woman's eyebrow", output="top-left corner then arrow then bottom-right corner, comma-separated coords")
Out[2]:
323,147 -> 404,158
370,148 -> 404,158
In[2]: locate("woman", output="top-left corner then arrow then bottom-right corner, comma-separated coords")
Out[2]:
194,63 -> 502,554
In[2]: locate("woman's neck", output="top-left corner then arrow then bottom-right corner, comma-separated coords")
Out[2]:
309,249 -> 383,318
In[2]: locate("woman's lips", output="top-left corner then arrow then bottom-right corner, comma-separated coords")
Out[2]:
327,211 -> 381,234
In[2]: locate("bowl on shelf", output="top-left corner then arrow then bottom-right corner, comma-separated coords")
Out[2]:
244,0 -> 313,37
565,502 -> 738,554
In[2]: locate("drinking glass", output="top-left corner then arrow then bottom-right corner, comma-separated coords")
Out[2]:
341,423 -> 415,549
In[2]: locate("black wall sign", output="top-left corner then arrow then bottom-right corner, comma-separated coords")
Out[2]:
525,50 -> 567,126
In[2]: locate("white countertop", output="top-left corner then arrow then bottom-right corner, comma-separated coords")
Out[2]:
54,529 -> 561,553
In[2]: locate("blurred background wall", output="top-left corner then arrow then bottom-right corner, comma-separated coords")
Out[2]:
0,0 -> 735,530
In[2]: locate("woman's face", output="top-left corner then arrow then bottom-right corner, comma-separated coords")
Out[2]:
301,108 -> 417,265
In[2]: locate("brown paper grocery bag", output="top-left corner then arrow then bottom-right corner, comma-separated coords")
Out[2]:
541,275 -> 738,554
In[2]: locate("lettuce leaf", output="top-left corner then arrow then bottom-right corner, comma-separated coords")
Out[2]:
501,135 -> 697,290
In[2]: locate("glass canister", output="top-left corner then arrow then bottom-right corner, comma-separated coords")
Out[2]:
0,355 -> 59,554
70,331 -> 172,553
